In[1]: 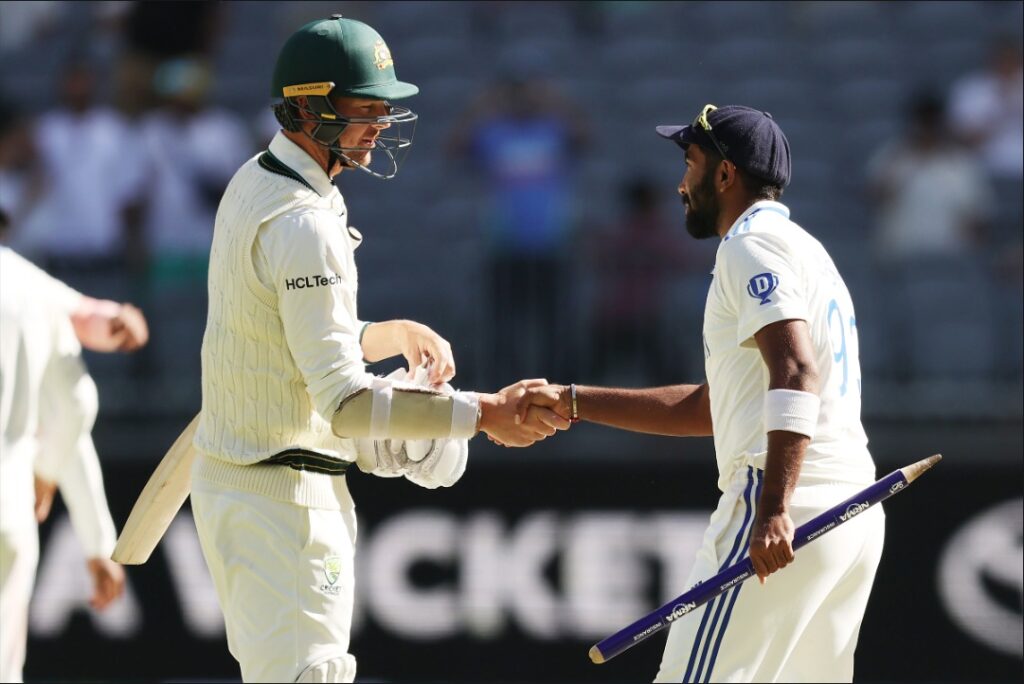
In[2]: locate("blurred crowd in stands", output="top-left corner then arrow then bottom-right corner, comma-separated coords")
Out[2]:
0,1 -> 1020,419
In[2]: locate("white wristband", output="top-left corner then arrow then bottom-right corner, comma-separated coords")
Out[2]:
764,389 -> 820,439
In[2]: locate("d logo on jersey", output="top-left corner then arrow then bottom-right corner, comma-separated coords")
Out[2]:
747,272 -> 779,305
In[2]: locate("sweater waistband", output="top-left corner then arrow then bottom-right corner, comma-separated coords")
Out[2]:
192,451 -> 355,511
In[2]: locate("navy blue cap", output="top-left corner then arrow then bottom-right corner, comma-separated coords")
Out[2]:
656,105 -> 791,188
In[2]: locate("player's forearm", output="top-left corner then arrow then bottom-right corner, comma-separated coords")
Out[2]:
759,430 -> 809,514
359,320 -> 405,362
574,383 -> 712,437
758,320 -> 819,512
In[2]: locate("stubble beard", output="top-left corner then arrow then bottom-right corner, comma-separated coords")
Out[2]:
683,167 -> 720,240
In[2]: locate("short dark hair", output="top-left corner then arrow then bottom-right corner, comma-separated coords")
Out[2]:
704,147 -> 784,201
742,173 -> 784,201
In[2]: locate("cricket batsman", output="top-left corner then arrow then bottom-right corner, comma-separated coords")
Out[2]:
190,16 -> 565,683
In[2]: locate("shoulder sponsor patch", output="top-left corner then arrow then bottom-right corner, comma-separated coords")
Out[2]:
746,272 -> 779,305
284,272 -> 345,291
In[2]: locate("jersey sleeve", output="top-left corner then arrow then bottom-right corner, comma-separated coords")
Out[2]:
3,247 -> 82,314
36,314 -> 116,558
34,315 -> 92,481
718,233 -> 809,346
257,210 -> 372,420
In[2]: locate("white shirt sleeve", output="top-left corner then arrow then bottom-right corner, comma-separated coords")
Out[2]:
718,233 -> 809,346
256,209 -> 373,420
34,317 -> 90,480
36,315 -> 116,558
1,247 -> 82,315
56,433 -> 118,559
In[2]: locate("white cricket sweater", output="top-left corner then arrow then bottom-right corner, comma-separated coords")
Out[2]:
193,133 -> 372,510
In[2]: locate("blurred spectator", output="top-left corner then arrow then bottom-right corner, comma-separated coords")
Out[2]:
254,106 -> 281,150
11,57 -> 146,295
948,36 -> 1024,251
866,91 -> 998,380
866,90 -> 994,265
113,1 -> 224,116
587,176 -> 700,383
0,2 -> 59,53
448,70 -> 588,384
136,58 -> 252,403
123,1 -> 222,60
139,58 -> 251,272
948,36 -> 1023,181
0,101 -> 44,230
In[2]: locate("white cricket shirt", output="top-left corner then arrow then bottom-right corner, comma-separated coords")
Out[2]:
0,247 -> 81,527
702,201 -> 876,491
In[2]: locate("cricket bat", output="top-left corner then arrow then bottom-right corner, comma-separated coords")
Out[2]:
111,414 -> 199,564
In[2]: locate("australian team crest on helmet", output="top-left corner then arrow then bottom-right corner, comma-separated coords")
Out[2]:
747,272 -> 779,305
374,40 -> 394,70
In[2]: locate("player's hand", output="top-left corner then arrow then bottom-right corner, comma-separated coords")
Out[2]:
748,510 -> 795,584
397,321 -> 455,385
514,383 -> 571,426
111,303 -> 149,352
34,476 -> 58,523
86,557 -> 126,610
480,379 -> 570,447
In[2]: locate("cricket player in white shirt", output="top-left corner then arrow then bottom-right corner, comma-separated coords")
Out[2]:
192,16 -> 566,683
0,241 -> 149,683
516,105 -> 884,682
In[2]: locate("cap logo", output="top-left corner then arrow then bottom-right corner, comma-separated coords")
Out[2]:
374,40 -> 394,70
283,81 -> 335,97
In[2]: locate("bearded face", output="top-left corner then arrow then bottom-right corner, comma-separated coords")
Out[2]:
682,161 -> 721,240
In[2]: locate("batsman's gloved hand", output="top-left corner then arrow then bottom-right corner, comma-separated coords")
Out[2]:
353,365 -> 469,487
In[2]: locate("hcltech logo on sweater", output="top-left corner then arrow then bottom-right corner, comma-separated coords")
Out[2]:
284,272 -> 345,291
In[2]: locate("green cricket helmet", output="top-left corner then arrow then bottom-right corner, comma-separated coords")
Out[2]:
272,15 -> 418,179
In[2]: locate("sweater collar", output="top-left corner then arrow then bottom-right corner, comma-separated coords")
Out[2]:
267,131 -> 336,198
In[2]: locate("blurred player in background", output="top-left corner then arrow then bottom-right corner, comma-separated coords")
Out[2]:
0,210 -> 148,683
515,106 -> 884,682
191,16 -> 566,683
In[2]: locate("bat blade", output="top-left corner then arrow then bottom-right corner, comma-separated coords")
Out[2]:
111,414 -> 199,564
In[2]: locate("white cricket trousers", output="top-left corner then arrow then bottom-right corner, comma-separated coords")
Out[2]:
655,466 -> 885,683
191,479 -> 359,683
0,521 -> 37,684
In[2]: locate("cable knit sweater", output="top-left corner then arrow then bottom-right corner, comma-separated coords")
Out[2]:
193,133 -> 371,510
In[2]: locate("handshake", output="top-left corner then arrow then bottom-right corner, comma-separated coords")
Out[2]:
478,380 -> 573,448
